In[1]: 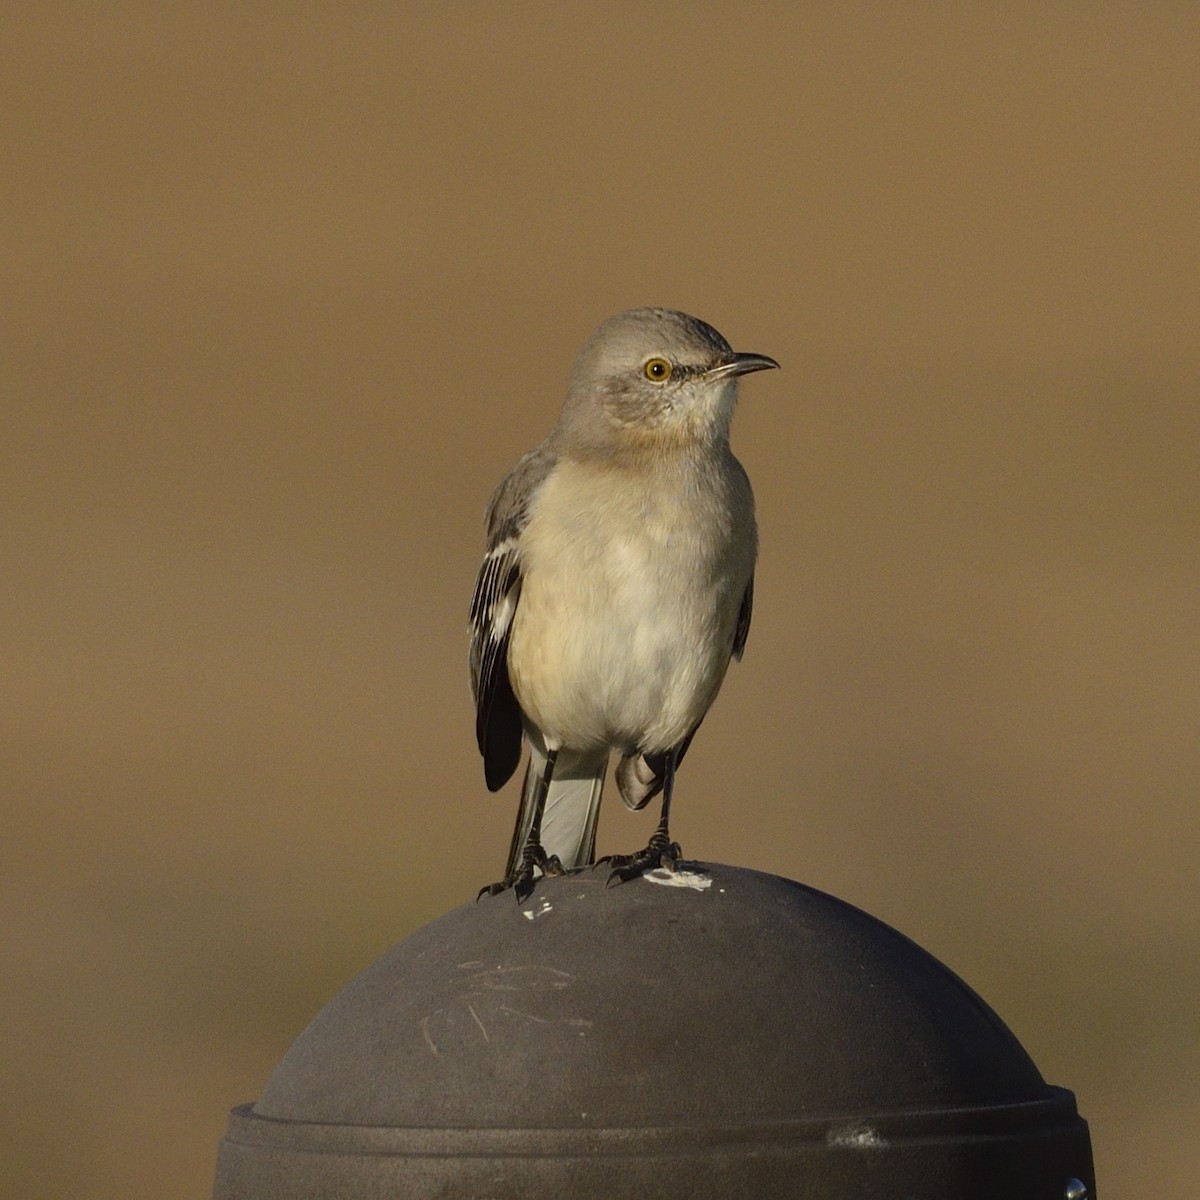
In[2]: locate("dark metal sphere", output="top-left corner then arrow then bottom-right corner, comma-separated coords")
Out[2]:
213,863 -> 1094,1199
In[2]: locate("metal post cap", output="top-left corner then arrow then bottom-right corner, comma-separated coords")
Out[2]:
213,863 -> 1095,1199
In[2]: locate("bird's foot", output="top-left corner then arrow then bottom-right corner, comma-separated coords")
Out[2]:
601,833 -> 682,886
477,843 -> 565,902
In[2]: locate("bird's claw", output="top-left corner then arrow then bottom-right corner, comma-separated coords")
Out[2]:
600,836 -> 682,886
477,845 -> 565,902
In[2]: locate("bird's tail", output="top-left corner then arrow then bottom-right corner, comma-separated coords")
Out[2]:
505,742 -> 607,880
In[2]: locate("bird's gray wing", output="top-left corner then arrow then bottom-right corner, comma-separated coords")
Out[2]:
732,572 -> 753,661
469,445 -> 556,792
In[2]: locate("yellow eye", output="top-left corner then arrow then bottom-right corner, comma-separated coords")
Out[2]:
643,357 -> 672,382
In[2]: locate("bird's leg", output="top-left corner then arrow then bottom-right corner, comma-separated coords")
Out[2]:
604,749 -> 682,885
479,747 -> 564,901
520,746 -> 567,879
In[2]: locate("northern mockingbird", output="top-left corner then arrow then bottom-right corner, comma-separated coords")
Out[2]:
470,308 -> 777,897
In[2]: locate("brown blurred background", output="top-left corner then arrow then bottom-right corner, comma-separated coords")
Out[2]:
2,5 -> 1196,1196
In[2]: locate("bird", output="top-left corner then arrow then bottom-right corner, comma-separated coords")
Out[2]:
469,307 -> 777,898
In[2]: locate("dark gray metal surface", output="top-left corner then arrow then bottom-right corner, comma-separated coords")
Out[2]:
213,863 -> 1095,1198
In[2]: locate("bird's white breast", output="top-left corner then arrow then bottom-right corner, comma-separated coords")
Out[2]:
507,456 -> 754,754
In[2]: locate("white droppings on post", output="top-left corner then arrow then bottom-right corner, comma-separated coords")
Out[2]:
826,1123 -> 886,1149
643,867 -> 712,891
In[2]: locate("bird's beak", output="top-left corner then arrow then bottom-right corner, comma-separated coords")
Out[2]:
705,352 -> 780,381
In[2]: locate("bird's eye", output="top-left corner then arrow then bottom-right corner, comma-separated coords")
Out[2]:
643,357 -> 672,382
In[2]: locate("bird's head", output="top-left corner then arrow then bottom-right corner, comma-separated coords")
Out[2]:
556,308 -> 778,456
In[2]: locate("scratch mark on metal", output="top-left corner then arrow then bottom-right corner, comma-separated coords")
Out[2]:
419,1015 -> 439,1057
466,1001 -> 490,1043
498,1005 -> 550,1024
455,965 -> 575,993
